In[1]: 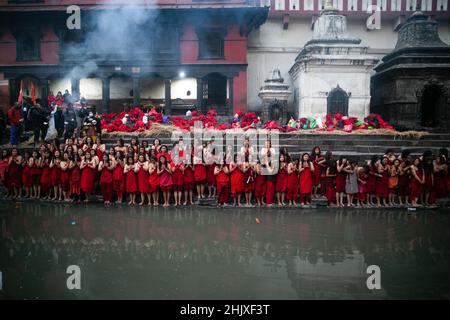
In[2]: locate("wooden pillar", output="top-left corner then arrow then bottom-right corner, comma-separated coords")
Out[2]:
227,76 -> 234,116
164,78 -> 171,115
132,76 -> 140,107
40,78 -> 49,107
102,77 -> 110,114
71,78 -> 80,101
196,77 -> 203,114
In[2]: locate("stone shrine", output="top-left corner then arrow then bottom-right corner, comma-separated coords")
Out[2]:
289,0 -> 378,119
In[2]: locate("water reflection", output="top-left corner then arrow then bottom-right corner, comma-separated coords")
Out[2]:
0,202 -> 449,299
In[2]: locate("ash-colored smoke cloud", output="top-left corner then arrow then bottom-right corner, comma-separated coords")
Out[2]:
65,2 -> 158,80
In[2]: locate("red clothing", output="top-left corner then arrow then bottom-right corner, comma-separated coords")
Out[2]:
230,166 -> 244,196
243,168 -> 255,193
411,169 -> 424,201
276,167 -> 288,193
7,160 -> 21,188
367,166 -> 377,194
113,165 -> 124,192
326,176 -> 336,204
286,172 -> 298,201
311,156 -> 324,187
100,168 -> 113,184
125,170 -> 137,193
206,164 -> 216,186
265,179 -> 275,205
40,165 -> 52,191
70,165 -> 80,195
136,165 -> 149,193
148,169 -> 159,193
336,172 -> 346,193
51,166 -> 61,186
22,165 -> 32,187
376,169 -> 389,199
81,166 -> 95,194
60,168 -> 71,191
194,164 -> 206,183
424,167 -> 433,193
47,94 -> 56,106
183,165 -> 195,191
299,167 -> 313,195
171,163 -> 184,186
216,170 -> 230,205
159,167 -> 173,188
254,174 -> 266,200
7,107 -> 21,126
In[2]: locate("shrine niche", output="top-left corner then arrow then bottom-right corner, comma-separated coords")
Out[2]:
371,10 -> 450,130
258,68 -> 291,124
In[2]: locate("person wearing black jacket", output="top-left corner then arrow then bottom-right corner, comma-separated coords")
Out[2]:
54,105 -> 65,138
63,106 -> 78,140
28,103 -> 50,145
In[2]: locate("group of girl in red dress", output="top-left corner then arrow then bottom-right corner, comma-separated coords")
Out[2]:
0,136 -> 448,208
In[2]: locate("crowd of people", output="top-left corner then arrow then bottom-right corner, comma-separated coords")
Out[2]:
0,135 -> 448,208
5,91 -> 97,147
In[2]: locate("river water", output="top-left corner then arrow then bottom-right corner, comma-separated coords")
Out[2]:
0,202 -> 449,299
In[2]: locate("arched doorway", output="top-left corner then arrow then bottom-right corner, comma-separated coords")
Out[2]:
327,85 -> 349,116
420,85 -> 443,127
203,73 -> 227,113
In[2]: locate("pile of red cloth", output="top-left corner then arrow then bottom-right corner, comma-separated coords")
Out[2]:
320,113 -> 393,132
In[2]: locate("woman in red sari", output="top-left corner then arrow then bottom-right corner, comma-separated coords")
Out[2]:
205,141 -> 217,198
215,162 -> 230,206
375,157 -> 390,207
59,152 -> 71,202
21,152 -> 32,198
254,161 -> 266,206
286,158 -> 298,206
40,151 -> 52,200
124,156 -> 137,205
183,156 -> 195,206
98,154 -> 114,205
148,156 -> 160,206
69,150 -> 83,202
410,158 -> 425,206
433,155 -> 448,199
7,148 -> 22,199
193,143 -> 206,200
158,155 -> 173,207
310,146 -> 325,198
171,157 -> 184,207
230,155 -> 244,206
299,153 -> 314,205
325,161 -> 336,207
423,157 -> 434,206
264,159 -> 276,206
80,151 -> 97,203
335,157 -> 347,207
242,160 -> 255,207
135,154 -> 150,206
398,160 -> 411,206
276,154 -> 288,206
113,152 -> 125,204
50,150 -> 62,201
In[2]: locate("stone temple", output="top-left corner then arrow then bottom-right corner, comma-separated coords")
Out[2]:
289,1 -> 378,119
371,9 -> 450,130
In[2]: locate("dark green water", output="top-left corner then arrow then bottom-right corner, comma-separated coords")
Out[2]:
0,202 -> 449,299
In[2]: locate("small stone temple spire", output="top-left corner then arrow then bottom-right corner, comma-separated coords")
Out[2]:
323,0 -> 338,13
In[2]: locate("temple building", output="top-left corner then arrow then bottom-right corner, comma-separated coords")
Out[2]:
371,9 -> 450,129
289,0 -> 378,119
0,0 -> 268,115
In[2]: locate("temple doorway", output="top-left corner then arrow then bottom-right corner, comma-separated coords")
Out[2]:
420,85 -> 443,127
327,85 -> 349,116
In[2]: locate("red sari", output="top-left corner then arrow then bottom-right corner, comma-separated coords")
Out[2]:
326,176 -> 335,204
113,164 -> 124,193
286,172 -> 298,201
148,168 -> 159,193
254,173 -> 266,200
243,167 -> 255,193
299,166 -> 313,195
194,164 -> 206,183
7,160 -> 21,189
136,165 -> 149,193
81,166 -> 95,194
51,165 -> 61,187
276,167 -> 288,193
22,164 -> 32,188
100,167 -> 113,202
40,164 -> 53,192
411,169 -> 424,201
336,172 -> 346,193
367,166 -> 377,194
60,168 -> 71,192
125,169 -> 137,193
311,156 -> 324,187
171,163 -> 184,191
70,165 -> 81,195
206,164 -> 216,187
216,170 -> 230,204
376,169 -> 389,199
230,166 -> 244,197
183,165 -> 195,191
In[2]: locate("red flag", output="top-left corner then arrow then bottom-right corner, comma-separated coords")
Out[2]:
31,82 -> 36,105
17,80 -> 23,105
